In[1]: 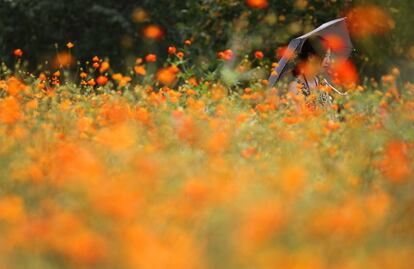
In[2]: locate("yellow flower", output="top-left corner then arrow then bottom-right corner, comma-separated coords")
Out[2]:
66,42 -> 75,49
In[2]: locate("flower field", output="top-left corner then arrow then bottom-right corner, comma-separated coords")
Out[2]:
0,51 -> 413,268
1,0 -> 414,268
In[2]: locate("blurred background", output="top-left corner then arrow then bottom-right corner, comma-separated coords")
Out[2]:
0,0 -> 413,81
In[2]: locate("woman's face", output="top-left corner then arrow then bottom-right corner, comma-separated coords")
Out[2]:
321,49 -> 332,73
300,54 -> 323,77
299,51 -> 332,77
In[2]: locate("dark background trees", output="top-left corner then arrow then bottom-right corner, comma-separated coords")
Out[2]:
0,0 -> 413,80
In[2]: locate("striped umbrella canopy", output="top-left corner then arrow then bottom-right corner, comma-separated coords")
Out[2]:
268,17 -> 354,87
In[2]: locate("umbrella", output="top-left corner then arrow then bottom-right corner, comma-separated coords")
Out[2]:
268,17 -> 354,88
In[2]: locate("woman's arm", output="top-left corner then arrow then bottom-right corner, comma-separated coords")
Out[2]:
289,80 -> 300,95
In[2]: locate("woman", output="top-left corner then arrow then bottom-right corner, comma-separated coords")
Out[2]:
288,38 -> 334,108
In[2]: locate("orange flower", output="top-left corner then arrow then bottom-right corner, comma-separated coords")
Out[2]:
294,0 -> 308,9
177,51 -> 184,59
236,113 -> 249,124
132,8 -> 149,23
99,61 -> 110,73
53,52 -> 75,68
156,67 -> 179,85
186,89 -> 197,96
172,112 -> 198,144
45,211 -> 107,264
380,141 -> 411,183
134,107 -> 151,125
112,73 -> 123,81
322,34 -> 346,53
254,50 -> 264,60
170,65 -> 180,74
237,199 -> 285,250
210,83 -> 227,100
87,79 -> 96,86
276,46 -> 296,60
135,57 -> 143,64
246,0 -> 268,9
224,49 -> 234,60
168,46 -> 177,55
80,72 -> 88,79
59,99 -> 72,112
347,5 -> 395,38
187,77 -> 198,86
218,49 -> 234,61
112,74 -> 131,87
35,83 -> 46,93
96,123 -> 136,151
143,24 -> 164,40
91,181 -> 142,219
309,199 -> 368,238
241,147 -> 258,158
124,226 -> 205,269
283,116 -> 302,124
331,60 -> 359,86
391,67 -> 400,77
0,195 -> 25,223
145,54 -> 157,62
184,39 -> 192,46
96,76 -> 108,86
26,99 -> 38,110
6,76 -> 27,96
47,142 -> 104,185
205,130 -> 229,154
183,179 -> 210,206
13,49 -> 23,57
0,96 -> 22,124
39,73 -> 47,81
365,190 -> 391,223
325,120 -> 341,131
134,65 -> 147,76
66,42 -> 75,49
280,165 -> 307,195
98,100 -> 132,125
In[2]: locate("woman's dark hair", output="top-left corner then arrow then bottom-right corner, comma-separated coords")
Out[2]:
292,36 -> 327,77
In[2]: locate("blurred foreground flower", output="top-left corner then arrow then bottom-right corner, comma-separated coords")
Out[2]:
246,0 -> 268,9
380,141 -> 411,183
53,52 -> 75,68
132,8 -> 149,23
331,60 -> 359,86
143,25 -> 164,40
347,5 -> 395,38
